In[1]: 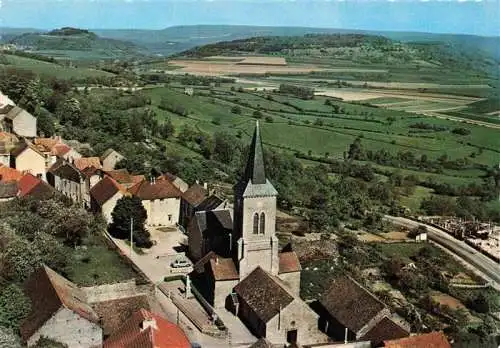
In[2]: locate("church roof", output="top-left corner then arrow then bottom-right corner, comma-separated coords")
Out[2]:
243,121 -> 266,185
208,257 -> 239,281
234,267 -> 294,323
278,252 -> 301,274
320,275 -> 387,334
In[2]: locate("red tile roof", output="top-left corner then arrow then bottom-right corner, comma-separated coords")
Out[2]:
51,143 -> 71,157
21,265 -> 99,342
90,176 -> 125,206
0,164 -> 23,182
278,251 -> 301,274
361,316 -> 409,347
129,178 -> 182,200
182,183 -> 207,206
34,138 -> 59,153
104,308 -> 190,348
74,157 -> 102,171
105,169 -> 135,185
17,174 -> 54,199
384,331 -> 451,348
208,257 -> 239,281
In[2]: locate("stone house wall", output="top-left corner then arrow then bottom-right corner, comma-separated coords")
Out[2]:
12,110 -> 36,138
15,147 -> 45,181
213,279 -> 239,309
142,197 -> 180,226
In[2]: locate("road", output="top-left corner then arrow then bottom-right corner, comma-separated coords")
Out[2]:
384,216 -> 500,289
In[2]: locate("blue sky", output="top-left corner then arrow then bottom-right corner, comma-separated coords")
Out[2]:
0,0 -> 498,36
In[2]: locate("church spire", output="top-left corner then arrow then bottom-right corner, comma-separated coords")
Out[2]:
243,121 -> 266,184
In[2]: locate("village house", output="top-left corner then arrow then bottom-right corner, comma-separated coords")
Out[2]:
75,157 -> 102,172
0,105 -> 37,138
90,176 -> 127,224
48,160 -> 88,206
17,173 -> 54,200
103,308 -> 191,348
101,148 -> 125,171
20,265 -> 103,348
0,163 -> 23,183
188,122 -> 324,346
34,136 -> 82,168
0,131 -> 19,166
104,168 -> 144,189
10,140 -> 46,181
0,91 -> 14,107
180,183 -> 207,228
383,331 -> 451,348
159,172 -> 189,193
317,275 -> 409,344
129,177 -> 183,226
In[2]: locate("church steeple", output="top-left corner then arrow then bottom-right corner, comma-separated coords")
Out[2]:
243,121 -> 266,185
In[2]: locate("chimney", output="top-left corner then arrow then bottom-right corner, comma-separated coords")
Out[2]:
203,182 -> 208,190
140,318 -> 157,332
215,256 -> 219,265
195,179 -> 200,185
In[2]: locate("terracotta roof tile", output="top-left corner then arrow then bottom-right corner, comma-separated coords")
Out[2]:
11,141 -> 44,158
182,183 -> 207,206
278,251 -> 301,274
105,169 -> 135,185
74,157 -> 102,171
92,294 -> 151,336
34,138 -> 59,152
384,331 -> 451,348
320,275 -> 387,333
51,162 -> 83,182
90,176 -> 125,206
0,164 -> 23,182
104,308 -> 190,348
17,174 -> 54,199
51,143 -> 71,157
0,131 -> 19,144
21,265 -> 99,342
208,257 -> 239,281
234,267 -> 294,323
132,175 -> 145,184
129,179 -> 182,200
360,317 -> 409,347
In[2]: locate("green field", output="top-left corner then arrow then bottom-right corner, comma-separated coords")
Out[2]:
0,54 -> 114,79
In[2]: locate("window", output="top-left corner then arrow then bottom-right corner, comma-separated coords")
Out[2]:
168,214 -> 172,222
259,212 -> 265,234
253,213 -> 259,234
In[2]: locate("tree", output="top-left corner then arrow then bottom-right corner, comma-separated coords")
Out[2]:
230,106 -> 242,114
0,326 -> 22,348
0,284 -> 31,330
3,236 -> 42,282
467,293 -> 489,314
421,196 -> 456,216
109,196 -> 152,248
159,118 -> 175,138
347,137 -> 363,160
35,108 -> 56,137
252,110 -> 263,119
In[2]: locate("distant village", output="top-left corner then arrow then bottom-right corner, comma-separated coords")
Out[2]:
0,90 -> 455,348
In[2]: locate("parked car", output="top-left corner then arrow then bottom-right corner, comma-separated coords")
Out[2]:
170,258 -> 190,268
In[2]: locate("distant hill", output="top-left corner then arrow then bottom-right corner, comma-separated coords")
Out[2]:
92,25 -> 500,60
2,28 -> 149,60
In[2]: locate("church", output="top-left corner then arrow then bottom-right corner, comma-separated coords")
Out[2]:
188,122 -> 326,345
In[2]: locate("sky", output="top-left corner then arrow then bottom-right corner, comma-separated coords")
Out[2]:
0,0 -> 498,37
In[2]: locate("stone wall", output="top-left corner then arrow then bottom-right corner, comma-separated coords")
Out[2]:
266,298 -> 326,346
143,197 -> 181,226
213,279 -> 239,309
81,279 -> 150,303
27,308 -> 102,348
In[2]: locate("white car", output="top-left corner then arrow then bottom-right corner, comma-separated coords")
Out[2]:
170,258 -> 191,268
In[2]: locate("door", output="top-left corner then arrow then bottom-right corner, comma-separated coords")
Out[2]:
287,329 -> 298,344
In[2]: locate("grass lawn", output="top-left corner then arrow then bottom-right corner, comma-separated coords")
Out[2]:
0,54 -> 113,79
65,243 -> 139,286
400,185 -> 433,213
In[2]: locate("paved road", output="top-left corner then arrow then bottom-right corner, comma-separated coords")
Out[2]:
384,216 -> 500,288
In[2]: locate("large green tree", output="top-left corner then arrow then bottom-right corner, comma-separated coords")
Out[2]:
109,196 -> 152,248
0,284 -> 31,330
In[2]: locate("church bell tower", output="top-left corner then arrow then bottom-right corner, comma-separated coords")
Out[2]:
233,121 -> 279,279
